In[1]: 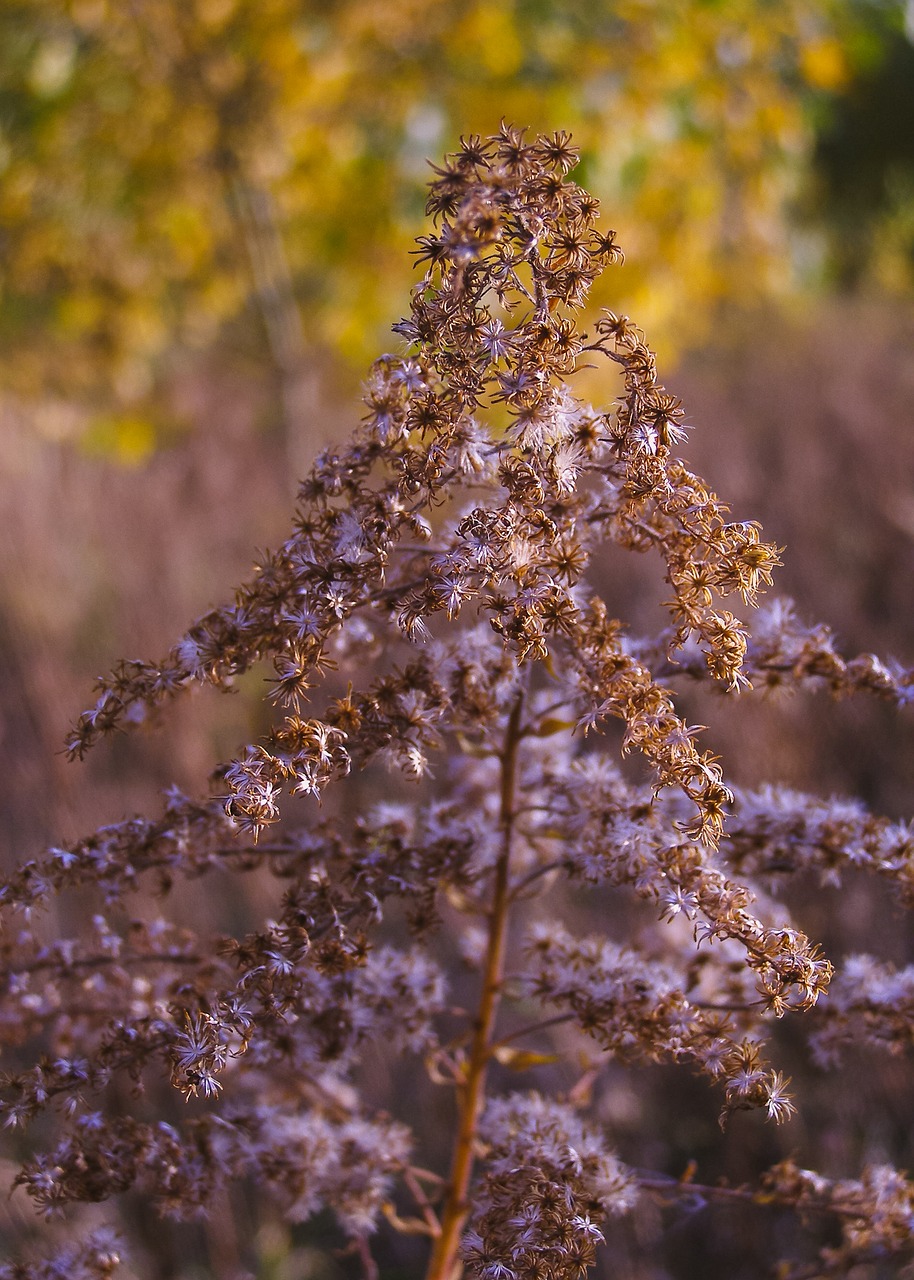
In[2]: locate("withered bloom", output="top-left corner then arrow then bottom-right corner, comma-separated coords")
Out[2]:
1,126 -> 912,1280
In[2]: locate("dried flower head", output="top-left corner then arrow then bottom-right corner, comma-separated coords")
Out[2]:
1,126 -> 912,1280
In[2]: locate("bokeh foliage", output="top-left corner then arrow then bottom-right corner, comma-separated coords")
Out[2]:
0,0 -> 910,441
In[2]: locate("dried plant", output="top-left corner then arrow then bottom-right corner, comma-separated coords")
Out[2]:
2,126 -> 913,1280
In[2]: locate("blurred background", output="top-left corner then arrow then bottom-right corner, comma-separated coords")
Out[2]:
1,0 -> 913,851
1,2 -> 914,1278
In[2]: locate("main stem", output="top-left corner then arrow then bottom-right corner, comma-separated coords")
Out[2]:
425,694 -> 524,1280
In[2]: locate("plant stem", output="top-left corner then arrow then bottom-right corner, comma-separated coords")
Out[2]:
425,693 -> 525,1280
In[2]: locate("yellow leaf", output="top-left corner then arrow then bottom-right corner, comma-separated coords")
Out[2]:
532,718 -> 575,738
493,1046 -> 561,1071
800,38 -> 849,92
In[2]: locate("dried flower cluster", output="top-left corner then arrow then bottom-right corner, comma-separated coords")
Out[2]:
2,127 -> 913,1280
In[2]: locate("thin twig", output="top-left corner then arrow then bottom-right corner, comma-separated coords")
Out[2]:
490,1012 -> 576,1052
